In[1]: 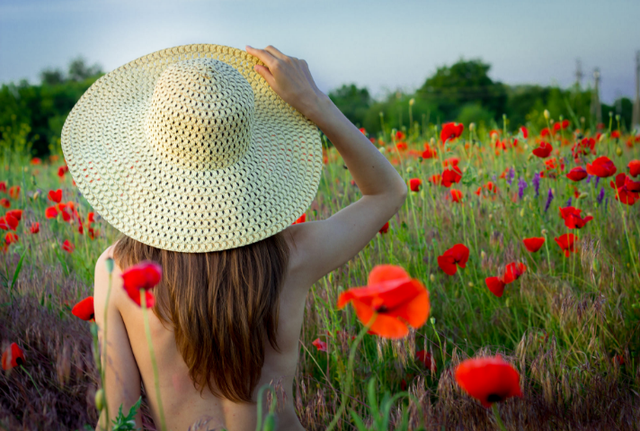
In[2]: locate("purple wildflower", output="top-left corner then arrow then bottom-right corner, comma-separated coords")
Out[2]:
586,175 -> 592,184
533,172 -> 541,197
566,197 -> 572,207
544,188 -> 554,212
597,187 -> 605,205
595,176 -> 601,188
518,178 -> 527,200
507,167 -> 515,186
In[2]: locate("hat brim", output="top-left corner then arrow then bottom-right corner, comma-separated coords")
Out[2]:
61,44 -> 323,252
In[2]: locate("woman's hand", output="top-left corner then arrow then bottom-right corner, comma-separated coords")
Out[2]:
245,45 -> 329,122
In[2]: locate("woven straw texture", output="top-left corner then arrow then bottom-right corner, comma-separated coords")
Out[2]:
61,44 -> 323,252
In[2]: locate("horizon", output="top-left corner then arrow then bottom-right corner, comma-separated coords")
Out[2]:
1,0 -> 639,105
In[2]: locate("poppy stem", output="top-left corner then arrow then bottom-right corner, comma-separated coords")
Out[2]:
325,314 -> 376,431
491,404 -> 508,431
140,290 -> 168,431
19,364 -> 42,397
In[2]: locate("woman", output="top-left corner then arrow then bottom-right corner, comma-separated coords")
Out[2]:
63,44 -> 406,430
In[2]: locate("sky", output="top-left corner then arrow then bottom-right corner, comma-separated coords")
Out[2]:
1,0 -> 639,104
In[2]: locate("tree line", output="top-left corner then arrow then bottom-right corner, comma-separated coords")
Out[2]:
0,57 -> 634,157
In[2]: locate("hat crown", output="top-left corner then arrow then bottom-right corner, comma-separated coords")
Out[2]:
145,58 -> 254,171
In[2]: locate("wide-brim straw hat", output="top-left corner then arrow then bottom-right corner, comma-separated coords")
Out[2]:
61,43 -> 323,252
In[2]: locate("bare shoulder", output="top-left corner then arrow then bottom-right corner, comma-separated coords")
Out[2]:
93,243 -> 123,309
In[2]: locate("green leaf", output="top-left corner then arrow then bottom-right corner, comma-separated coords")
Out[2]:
461,167 -> 478,186
8,246 -> 28,295
111,396 -> 141,431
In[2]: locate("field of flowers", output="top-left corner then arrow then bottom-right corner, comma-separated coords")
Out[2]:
1,111 -> 639,430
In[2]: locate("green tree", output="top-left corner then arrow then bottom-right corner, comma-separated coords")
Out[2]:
328,84 -> 372,128
416,59 -> 507,123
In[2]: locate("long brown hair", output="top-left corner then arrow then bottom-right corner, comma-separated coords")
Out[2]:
112,231 -> 290,403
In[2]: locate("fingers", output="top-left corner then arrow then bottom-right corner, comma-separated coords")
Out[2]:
262,45 -> 288,61
253,64 -> 276,87
245,45 -> 278,69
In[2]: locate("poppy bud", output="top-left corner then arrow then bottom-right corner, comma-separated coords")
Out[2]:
469,123 -> 475,132
519,208 -> 525,217
577,192 -> 589,200
468,282 -> 474,287
616,147 -> 622,156
105,258 -> 114,274
429,274 -> 435,282
430,138 -> 435,146
599,134 -> 606,143
33,191 -> 39,200
543,110 -> 550,120
481,250 -> 487,260
263,414 -> 276,431
541,229 -> 547,236
95,389 -> 105,411
409,98 -> 415,106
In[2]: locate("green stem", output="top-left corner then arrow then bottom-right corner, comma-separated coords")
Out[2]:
20,365 -> 42,397
492,404 -> 508,431
141,289 -> 167,431
325,314 -> 376,431
100,261 -> 113,430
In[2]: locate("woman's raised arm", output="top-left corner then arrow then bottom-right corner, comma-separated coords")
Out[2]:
246,45 -> 407,285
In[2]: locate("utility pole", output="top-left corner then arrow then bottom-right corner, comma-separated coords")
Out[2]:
575,58 -> 583,88
632,51 -> 640,130
591,68 -> 602,125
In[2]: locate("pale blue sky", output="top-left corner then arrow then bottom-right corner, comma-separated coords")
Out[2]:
1,0 -> 638,103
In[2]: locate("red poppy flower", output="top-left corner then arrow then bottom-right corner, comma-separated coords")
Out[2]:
1,343 -> 26,370
396,131 -> 406,141
48,189 -> 63,203
57,165 -> 69,178
437,244 -> 469,276
5,232 -> 18,245
455,355 -> 523,408
502,262 -> 527,284
312,338 -> 327,352
566,167 -> 588,182
0,182 -> 6,193
292,213 -> 306,224
629,160 -> 640,177
440,122 -> 464,144
555,233 -> 578,257
416,350 -> 436,371
396,141 -> 408,151
2,213 -> 19,231
572,138 -> 596,157
610,173 -> 640,205
586,156 -> 617,178
30,222 -> 40,234
8,186 -> 20,200
379,221 -> 389,234
443,157 -> 459,168
485,277 -> 506,297
72,297 -> 95,321
540,127 -> 550,137
62,239 -> 75,253
88,212 -> 96,223
428,174 -> 442,186
532,142 -> 553,158
30,157 -> 42,165
422,146 -> 437,159
121,260 -> 163,308
57,203 -> 72,222
6,209 -> 22,221
45,206 -> 59,219
520,126 -> 528,139
0,198 -> 9,209
441,167 -> 462,188
611,130 -> 621,139
449,189 -> 463,203
523,237 -> 545,253
88,227 -> 98,240
559,206 -> 593,229
337,265 -> 430,339
359,128 -> 366,135
409,178 -> 422,192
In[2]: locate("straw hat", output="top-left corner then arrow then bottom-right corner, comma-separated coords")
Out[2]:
61,44 -> 323,252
